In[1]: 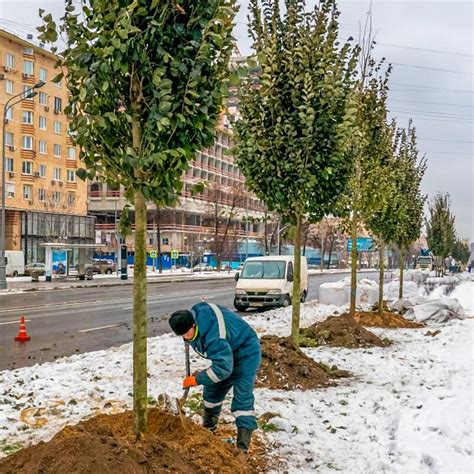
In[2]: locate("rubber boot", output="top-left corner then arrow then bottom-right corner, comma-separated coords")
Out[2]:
202,409 -> 220,433
236,427 -> 254,453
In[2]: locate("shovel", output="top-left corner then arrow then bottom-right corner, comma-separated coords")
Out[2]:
176,341 -> 191,424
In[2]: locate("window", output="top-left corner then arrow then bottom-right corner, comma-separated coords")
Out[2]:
6,158 -> 14,173
38,188 -> 46,202
54,78 -> 61,88
54,121 -> 62,134
53,168 -> 61,180
162,238 -> 169,245
39,68 -> 47,82
39,139 -> 47,154
6,183 -> 15,198
23,185 -> 32,200
23,47 -> 34,55
52,191 -> 61,202
22,161 -> 33,175
5,107 -> 13,121
53,144 -> 62,157
5,132 -> 13,146
67,170 -> 76,182
68,193 -> 75,205
6,53 -> 14,69
39,164 -> 46,178
39,92 -> 47,106
22,60 -> 34,76
39,116 -> 46,129
22,85 -> 34,100
22,136 -> 33,150
54,97 -> 62,113
67,147 -> 76,160
240,260 -> 287,280
22,111 -> 33,124
5,79 -> 13,94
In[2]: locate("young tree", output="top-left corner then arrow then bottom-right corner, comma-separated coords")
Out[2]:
426,192 -> 456,274
337,58 -> 393,317
386,124 -> 426,297
452,239 -> 470,265
234,0 -> 359,344
39,0 -> 236,437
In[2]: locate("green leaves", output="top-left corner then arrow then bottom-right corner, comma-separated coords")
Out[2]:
39,0 -> 237,206
235,0 -> 358,225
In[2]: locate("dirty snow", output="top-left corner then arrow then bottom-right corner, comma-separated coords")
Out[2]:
0,297 -> 473,473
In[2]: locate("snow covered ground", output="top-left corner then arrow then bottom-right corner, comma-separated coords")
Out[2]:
0,284 -> 473,472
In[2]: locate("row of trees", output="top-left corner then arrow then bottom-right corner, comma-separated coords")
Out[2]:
234,0 -> 427,339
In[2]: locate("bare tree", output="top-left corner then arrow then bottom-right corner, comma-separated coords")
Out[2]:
202,183 -> 245,271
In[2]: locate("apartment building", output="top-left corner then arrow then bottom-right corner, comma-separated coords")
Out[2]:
89,115 -> 267,263
0,29 -> 94,263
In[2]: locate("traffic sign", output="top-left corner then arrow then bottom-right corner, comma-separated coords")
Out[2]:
171,250 -> 179,259
149,250 -> 158,258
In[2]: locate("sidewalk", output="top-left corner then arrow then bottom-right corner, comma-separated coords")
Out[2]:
1,267 -> 376,295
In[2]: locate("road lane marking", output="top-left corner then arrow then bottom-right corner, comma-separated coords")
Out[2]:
78,324 -> 120,333
0,319 -> 31,326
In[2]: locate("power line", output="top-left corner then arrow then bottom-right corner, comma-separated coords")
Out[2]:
392,113 -> 473,125
389,98 -> 473,108
423,150 -> 473,157
417,137 -> 474,144
390,108 -> 473,120
390,82 -> 474,94
391,62 -> 473,76
376,41 -> 473,58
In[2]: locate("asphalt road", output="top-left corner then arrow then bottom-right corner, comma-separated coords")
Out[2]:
0,271 -> 385,371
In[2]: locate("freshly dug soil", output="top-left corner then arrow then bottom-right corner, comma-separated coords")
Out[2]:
353,311 -> 424,328
0,409 -> 259,474
300,314 -> 391,348
256,335 -> 351,390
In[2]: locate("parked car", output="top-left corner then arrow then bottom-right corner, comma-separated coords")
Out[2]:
193,263 -> 213,272
91,258 -> 116,274
24,262 -> 46,277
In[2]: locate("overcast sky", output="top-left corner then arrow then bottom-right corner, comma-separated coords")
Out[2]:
1,0 -> 472,240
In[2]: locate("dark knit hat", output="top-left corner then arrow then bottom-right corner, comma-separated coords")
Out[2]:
169,310 -> 195,336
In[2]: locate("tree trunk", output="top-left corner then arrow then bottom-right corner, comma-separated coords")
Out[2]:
132,112 -> 147,438
291,213 -> 302,345
327,235 -> 334,270
399,250 -> 405,299
378,241 -> 384,316
133,190 -> 148,438
349,214 -> 358,318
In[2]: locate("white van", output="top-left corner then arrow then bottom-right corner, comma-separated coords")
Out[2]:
234,255 -> 308,311
5,251 -> 25,277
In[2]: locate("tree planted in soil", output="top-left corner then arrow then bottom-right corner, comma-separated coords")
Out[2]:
39,0 -> 236,437
388,124 -> 426,295
426,192 -> 456,276
234,0 -> 359,344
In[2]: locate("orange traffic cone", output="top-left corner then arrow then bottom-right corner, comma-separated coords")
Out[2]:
14,316 -> 31,342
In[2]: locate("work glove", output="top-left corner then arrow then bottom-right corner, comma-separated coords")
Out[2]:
183,376 -> 198,389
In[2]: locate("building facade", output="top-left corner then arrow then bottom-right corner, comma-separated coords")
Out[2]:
0,29 -> 93,263
88,118 -> 267,265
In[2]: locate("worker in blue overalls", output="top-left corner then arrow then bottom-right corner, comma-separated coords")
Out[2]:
169,301 -> 261,453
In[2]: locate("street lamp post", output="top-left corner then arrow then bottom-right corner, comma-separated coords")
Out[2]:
0,82 -> 45,290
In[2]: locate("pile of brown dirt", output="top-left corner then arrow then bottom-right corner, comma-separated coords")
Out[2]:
300,314 -> 391,348
0,409 -> 263,474
256,335 -> 351,390
353,311 -> 424,328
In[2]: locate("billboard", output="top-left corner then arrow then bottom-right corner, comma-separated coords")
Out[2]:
52,250 -> 68,275
347,237 -> 374,252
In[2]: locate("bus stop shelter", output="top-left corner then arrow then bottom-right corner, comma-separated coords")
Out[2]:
40,243 -> 105,281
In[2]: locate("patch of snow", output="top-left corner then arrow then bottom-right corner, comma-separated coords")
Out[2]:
0,299 -> 472,472
449,282 -> 474,316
